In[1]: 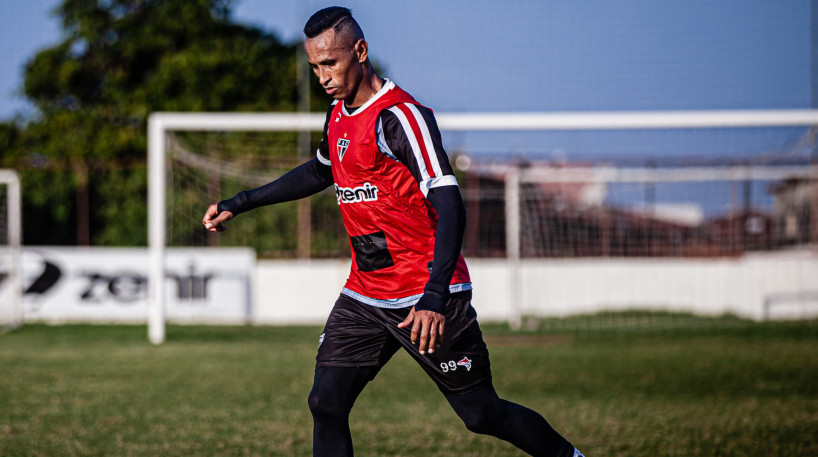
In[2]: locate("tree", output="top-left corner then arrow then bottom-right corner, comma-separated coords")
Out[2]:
1,0 -> 327,246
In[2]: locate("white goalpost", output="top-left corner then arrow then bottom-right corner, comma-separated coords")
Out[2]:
148,112 -> 325,344
148,109 -> 818,343
0,169 -> 23,331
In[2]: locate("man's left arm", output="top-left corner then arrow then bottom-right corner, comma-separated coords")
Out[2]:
414,185 -> 466,314
380,104 -> 466,353
397,184 -> 465,354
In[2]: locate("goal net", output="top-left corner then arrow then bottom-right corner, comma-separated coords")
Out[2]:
150,110 -> 818,342
163,122 -> 347,258
0,170 -> 23,331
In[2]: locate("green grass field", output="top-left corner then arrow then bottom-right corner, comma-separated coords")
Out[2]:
2,315 -> 817,457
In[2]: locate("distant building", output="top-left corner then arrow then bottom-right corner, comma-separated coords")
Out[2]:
771,176 -> 818,245
458,160 -> 796,258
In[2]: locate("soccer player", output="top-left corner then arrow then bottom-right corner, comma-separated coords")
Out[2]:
202,6 -> 584,457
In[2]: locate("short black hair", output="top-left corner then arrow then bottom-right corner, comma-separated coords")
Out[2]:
303,6 -> 356,38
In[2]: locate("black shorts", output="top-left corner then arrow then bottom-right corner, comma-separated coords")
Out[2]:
315,291 -> 493,395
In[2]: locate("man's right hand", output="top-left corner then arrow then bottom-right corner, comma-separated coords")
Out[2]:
202,203 -> 234,232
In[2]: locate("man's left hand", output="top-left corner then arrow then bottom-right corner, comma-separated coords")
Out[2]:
398,307 -> 445,355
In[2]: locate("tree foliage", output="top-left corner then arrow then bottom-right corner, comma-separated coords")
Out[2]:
1,0 -> 327,246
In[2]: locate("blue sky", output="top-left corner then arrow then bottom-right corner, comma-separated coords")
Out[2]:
0,0 -> 813,122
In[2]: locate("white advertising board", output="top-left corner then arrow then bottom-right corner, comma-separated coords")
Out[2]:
10,247 -> 254,324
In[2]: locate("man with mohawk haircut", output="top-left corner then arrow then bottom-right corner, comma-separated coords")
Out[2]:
203,6 -> 584,457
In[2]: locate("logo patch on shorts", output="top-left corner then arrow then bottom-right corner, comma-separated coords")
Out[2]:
456,357 -> 472,371
442,356 -> 473,373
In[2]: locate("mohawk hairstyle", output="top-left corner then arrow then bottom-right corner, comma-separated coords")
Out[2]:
303,6 -> 359,38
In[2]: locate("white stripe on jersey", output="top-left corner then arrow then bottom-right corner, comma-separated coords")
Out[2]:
317,100 -> 340,166
405,104 -> 445,178
341,283 -> 473,309
386,105 -> 430,181
419,175 -> 458,197
388,103 -> 448,183
316,149 -> 331,166
376,117 -> 399,161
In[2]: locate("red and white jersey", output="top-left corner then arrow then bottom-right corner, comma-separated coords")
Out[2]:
316,80 -> 471,307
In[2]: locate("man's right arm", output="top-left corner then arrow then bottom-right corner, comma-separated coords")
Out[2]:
203,104 -> 335,231
217,158 -> 333,216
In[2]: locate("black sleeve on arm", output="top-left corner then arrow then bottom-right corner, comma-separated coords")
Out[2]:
414,185 -> 467,314
217,158 -> 333,216
377,105 -> 464,314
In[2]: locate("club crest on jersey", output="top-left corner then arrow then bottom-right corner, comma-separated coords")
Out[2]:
456,357 -> 472,371
336,138 -> 350,161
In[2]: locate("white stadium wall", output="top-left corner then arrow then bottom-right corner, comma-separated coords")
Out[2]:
252,259 -> 351,324
6,247 -> 817,325
511,253 -> 818,320
253,253 -> 818,324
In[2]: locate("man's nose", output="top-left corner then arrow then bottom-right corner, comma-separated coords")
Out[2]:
318,69 -> 331,86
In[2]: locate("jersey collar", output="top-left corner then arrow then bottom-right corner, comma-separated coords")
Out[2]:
342,79 -> 396,117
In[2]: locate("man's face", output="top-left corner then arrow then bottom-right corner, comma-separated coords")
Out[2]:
305,29 -> 363,101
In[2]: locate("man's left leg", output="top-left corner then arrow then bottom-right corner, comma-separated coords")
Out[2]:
444,383 -> 578,457
384,291 -> 582,457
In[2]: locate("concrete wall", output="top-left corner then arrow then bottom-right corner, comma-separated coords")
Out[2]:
254,250 -> 818,324
10,248 -> 815,325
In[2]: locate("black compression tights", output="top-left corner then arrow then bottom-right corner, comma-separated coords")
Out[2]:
444,382 -> 575,457
307,366 -> 575,457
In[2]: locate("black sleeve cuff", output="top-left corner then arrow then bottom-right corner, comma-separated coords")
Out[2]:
414,287 -> 448,314
217,193 -> 245,215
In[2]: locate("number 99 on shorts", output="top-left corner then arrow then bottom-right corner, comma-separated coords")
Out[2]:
440,357 -> 472,372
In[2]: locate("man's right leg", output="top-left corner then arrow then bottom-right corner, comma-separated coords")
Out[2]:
310,295 -> 401,457
308,366 -> 378,457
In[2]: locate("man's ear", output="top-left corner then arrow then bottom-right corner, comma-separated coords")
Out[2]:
354,39 -> 368,63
